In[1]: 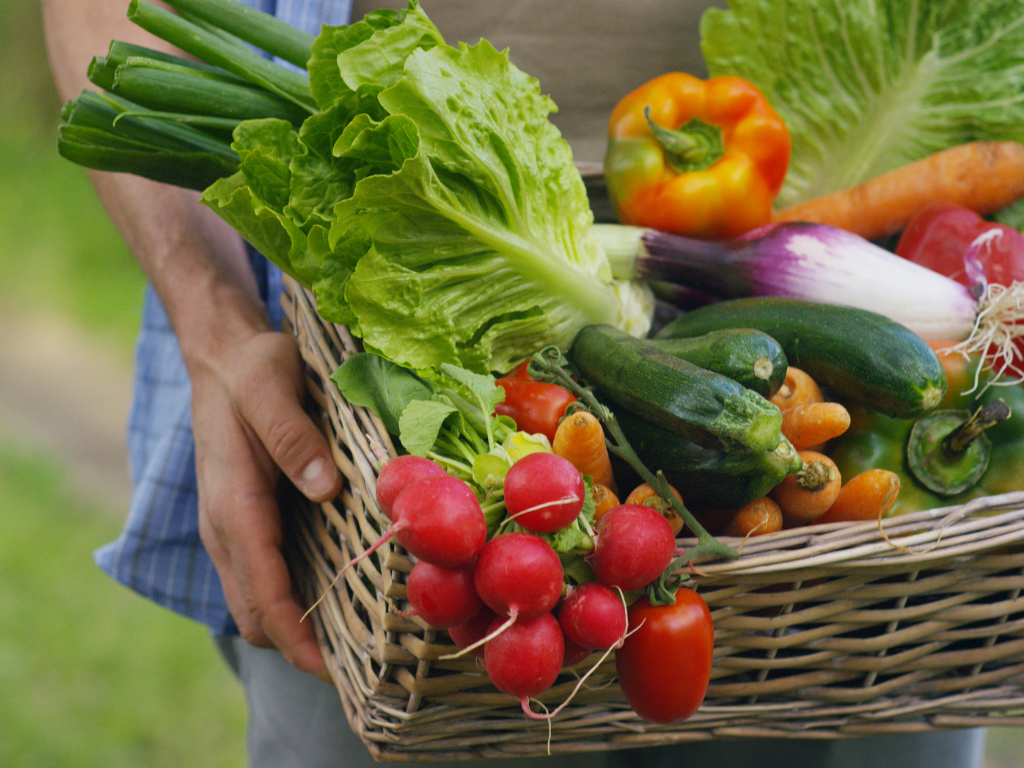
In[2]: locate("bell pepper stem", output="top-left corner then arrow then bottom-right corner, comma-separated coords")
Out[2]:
643,105 -> 724,174
944,399 -> 1011,454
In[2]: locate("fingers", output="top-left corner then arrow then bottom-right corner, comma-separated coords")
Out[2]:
191,330 -> 341,677
230,333 -> 343,503
198,456 -> 328,678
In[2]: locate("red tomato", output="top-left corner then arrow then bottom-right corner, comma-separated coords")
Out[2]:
494,375 -> 576,443
615,589 -> 713,724
895,201 -> 1024,287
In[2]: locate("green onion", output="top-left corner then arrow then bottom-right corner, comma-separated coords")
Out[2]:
160,0 -> 316,70
105,41 -> 252,84
106,60 -> 310,125
58,92 -> 239,190
126,0 -> 315,114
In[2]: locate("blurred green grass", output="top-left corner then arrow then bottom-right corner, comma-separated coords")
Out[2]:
0,2 -> 246,765
0,435 -> 246,768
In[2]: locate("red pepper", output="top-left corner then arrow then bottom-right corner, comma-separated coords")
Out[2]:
494,365 -> 575,443
604,72 -> 790,240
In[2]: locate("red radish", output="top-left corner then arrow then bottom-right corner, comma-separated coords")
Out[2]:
340,474 -> 486,577
448,606 -> 499,658
503,452 -> 586,533
561,636 -> 592,667
389,475 -> 487,567
406,560 -> 483,629
589,504 -> 676,591
557,582 -> 628,650
483,612 -> 564,714
375,455 -> 445,519
474,532 -> 564,623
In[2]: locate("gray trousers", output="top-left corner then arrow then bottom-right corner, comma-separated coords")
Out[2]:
217,635 -> 986,768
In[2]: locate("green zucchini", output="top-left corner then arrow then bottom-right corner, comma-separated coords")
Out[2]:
656,297 -> 946,418
649,329 -> 788,400
569,324 -> 783,453
615,408 -> 802,511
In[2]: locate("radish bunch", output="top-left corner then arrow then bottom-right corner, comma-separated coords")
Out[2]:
376,451 -> 681,717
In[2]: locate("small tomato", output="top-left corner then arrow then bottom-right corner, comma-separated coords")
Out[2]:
494,375 -> 575,444
615,589 -> 713,724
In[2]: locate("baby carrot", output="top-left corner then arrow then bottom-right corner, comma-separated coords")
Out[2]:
770,450 -> 842,525
770,367 -> 824,411
709,497 -> 783,538
553,410 -> 617,493
591,483 -> 620,521
624,482 -> 685,535
815,469 -> 901,524
772,141 -> 1024,240
781,401 -> 851,451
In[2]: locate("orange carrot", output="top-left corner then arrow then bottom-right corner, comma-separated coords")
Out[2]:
591,483 -> 621,521
553,410 -> 617,493
780,401 -> 851,451
624,482 -> 685,536
815,469 -> 901,524
770,450 -> 842,525
711,497 -> 783,538
772,141 -> 1024,240
770,367 -> 824,412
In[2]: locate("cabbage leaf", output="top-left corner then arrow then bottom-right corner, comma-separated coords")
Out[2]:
701,0 -> 1024,207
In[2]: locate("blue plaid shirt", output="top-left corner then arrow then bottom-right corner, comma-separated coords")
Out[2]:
94,0 -> 353,635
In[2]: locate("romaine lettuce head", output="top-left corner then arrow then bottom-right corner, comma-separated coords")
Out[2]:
701,0 -> 1024,207
202,2 -> 650,376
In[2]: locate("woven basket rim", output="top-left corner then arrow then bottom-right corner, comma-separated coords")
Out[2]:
280,277 -> 1024,758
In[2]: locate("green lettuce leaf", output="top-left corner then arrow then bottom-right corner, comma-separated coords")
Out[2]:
701,0 -> 1024,207
202,2 -> 651,378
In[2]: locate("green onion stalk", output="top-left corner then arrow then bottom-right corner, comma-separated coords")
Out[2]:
57,0 -> 319,189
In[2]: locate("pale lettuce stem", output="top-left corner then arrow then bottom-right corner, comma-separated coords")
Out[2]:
439,206 -> 624,328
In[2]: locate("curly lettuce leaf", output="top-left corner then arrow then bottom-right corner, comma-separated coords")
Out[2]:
701,0 -> 1024,207
203,2 -> 650,377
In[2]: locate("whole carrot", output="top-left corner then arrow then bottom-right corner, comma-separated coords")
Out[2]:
704,497 -> 783,538
552,410 -> 617,493
624,482 -> 685,535
773,141 -> 1024,240
591,483 -> 620,521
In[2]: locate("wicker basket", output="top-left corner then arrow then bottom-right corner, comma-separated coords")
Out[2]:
281,277 -> 1024,762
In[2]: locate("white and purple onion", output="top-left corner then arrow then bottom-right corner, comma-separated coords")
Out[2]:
598,222 -> 1024,356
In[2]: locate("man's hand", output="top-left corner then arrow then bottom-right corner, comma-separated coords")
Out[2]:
191,328 -> 342,679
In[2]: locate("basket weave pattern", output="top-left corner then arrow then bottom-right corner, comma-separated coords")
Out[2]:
281,279 -> 1024,761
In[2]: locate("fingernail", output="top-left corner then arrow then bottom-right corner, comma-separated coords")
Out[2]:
300,456 -> 335,499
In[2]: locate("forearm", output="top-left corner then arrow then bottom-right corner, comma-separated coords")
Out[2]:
41,0 -> 267,369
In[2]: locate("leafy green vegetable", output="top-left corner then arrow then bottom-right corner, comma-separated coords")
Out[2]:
701,0 -> 1024,207
201,2 -> 651,376
330,352 -> 595,552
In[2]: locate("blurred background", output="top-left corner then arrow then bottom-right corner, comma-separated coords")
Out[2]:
1,1 -> 246,766
2,1 -> 1023,766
